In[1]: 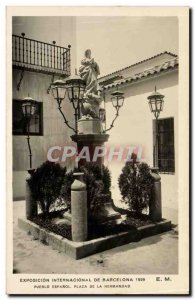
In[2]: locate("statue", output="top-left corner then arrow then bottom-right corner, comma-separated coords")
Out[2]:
79,49 -> 102,118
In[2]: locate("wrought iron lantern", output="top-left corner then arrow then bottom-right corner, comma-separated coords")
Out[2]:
65,74 -> 86,109
50,79 -> 66,102
22,97 -> 37,118
21,96 -> 38,170
51,75 -> 86,135
50,75 -> 125,134
103,86 -> 125,132
147,86 -> 164,119
111,89 -> 125,109
147,86 -> 165,169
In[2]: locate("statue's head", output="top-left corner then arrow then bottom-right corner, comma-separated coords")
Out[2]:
85,49 -> 91,59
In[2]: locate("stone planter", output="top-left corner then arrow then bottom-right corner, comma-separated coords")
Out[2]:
18,217 -> 172,260
25,169 -> 37,220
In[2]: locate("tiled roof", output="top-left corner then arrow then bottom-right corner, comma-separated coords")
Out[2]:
99,51 -> 177,82
102,57 -> 178,90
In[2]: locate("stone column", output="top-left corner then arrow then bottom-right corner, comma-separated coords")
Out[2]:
26,169 -> 37,220
149,167 -> 162,222
71,117 -> 121,225
71,117 -> 109,168
71,172 -> 88,242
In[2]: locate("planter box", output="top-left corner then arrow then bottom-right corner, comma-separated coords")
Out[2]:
18,217 -> 172,260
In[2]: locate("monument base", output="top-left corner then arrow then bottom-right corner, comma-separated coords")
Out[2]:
78,117 -> 102,134
71,128 -> 120,225
71,132 -> 109,167
18,217 -> 172,260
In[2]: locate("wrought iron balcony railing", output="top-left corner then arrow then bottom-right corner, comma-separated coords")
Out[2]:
12,33 -> 71,75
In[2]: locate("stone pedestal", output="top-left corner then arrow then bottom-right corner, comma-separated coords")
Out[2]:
71,117 -> 121,224
149,167 -> 162,222
71,132 -> 109,167
78,116 -> 102,135
25,169 -> 37,220
71,173 -> 88,242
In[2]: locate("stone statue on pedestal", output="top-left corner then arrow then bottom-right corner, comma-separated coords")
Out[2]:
73,50 -> 121,225
79,49 -> 102,118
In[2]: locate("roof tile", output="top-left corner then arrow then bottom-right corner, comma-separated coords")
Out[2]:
99,51 -> 178,82
103,57 -> 178,90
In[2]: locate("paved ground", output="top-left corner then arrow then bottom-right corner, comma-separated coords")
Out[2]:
13,201 -> 178,274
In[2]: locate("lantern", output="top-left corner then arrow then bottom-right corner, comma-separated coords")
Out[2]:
51,80 -> 66,101
147,86 -> 165,119
111,89 -> 124,109
21,97 -> 37,118
65,74 -> 86,109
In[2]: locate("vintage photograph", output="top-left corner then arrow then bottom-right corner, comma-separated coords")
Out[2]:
7,6 -> 189,295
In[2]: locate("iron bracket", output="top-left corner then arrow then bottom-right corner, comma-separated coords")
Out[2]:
17,69 -> 24,91
47,73 -> 55,94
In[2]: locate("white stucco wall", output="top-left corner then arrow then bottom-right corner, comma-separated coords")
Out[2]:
12,70 -> 76,199
103,70 -> 178,210
12,17 -> 77,199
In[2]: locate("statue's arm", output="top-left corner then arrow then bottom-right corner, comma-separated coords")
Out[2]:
81,58 -> 93,66
93,62 -> 100,76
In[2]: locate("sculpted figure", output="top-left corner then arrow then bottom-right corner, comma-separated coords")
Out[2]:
79,49 -> 102,118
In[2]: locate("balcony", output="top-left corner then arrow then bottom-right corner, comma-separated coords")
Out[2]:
12,33 -> 71,77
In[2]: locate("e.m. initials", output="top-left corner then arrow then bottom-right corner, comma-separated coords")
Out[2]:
156,276 -> 172,282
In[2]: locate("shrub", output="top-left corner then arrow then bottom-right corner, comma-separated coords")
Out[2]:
59,170 -> 74,211
79,165 -> 102,213
27,161 -> 65,215
58,162 -> 111,214
102,165 -> 112,194
79,162 -> 111,214
28,161 -> 112,217
118,161 -> 153,216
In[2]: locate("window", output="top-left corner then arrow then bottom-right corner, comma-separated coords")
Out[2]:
153,117 -> 175,173
12,99 -> 43,136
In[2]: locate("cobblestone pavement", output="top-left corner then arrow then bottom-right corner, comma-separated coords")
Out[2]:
13,201 -> 178,274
